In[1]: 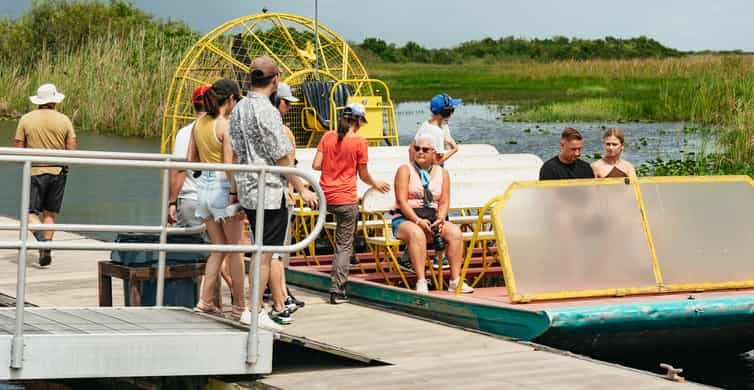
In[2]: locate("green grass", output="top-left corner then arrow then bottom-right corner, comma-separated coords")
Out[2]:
1,34 -> 753,175
369,56 -> 754,126
0,31 -> 188,136
370,56 -> 754,171
503,98 -> 648,122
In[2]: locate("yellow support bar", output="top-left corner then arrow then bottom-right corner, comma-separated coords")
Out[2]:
631,179 -> 663,287
489,183 -> 522,302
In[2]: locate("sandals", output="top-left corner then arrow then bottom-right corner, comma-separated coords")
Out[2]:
230,305 -> 246,321
193,301 -> 222,317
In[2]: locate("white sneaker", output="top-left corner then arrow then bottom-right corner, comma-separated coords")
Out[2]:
257,310 -> 283,331
447,279 -> 474,294
239,309 -> 283,332
239,309 -> 252,325
415,279 -> 429,294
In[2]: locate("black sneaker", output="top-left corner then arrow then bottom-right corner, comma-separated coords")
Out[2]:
286,287 -> 305,308
38,249 -> 52,268
329,292 -> 350,304
284,296 -> 300,313
269,307 -> 293,325
263,287 -> 272,303
33,231 -> 46,242
397,251 -> 414,273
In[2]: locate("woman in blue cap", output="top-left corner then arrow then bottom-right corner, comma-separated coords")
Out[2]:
411,93 -> 461,165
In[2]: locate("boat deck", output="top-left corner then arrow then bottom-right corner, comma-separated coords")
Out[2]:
292,252 -> 754,312
432,286 -> 754,311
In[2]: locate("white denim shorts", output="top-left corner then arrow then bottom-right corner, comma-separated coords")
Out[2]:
195,171 -> 237,221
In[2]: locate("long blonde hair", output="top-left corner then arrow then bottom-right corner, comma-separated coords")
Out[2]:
603,127 -> 625,144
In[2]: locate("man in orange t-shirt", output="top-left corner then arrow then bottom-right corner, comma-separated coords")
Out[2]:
313,103 -> 390,304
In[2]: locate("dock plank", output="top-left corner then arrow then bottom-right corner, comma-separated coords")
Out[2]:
263,289 -> 710,389
0,216 -> 122,307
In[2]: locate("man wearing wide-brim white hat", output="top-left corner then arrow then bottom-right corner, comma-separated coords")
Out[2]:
13,83 -> 77,268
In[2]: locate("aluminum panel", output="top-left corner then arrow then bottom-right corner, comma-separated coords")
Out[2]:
640,180 -> 754,285
501,183 -> 656,296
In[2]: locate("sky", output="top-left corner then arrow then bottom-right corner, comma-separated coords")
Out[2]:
3,0 -> 754,51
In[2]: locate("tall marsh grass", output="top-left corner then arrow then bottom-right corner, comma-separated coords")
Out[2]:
372,55 -> 754,169
0,30 -> 187,136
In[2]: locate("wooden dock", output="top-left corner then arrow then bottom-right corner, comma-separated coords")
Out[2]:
258,288 -> 710,390
0,216 -> 120,307
0,216 -> 713,388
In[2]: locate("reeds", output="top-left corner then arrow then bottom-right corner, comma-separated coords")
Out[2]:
0,30 -> 187,136
371,55 -> 754,169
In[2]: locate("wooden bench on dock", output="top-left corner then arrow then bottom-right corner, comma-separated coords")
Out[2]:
98,261 -> 206,307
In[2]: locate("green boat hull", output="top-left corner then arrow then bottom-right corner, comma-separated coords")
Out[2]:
287,268 -> 754,355
286,268 -> 550,340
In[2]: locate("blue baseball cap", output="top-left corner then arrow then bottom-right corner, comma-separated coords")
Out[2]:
430,93 -> 462,114
344,102 -> 368,122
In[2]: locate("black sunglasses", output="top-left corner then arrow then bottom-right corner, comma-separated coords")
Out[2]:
413,145 -> 434,153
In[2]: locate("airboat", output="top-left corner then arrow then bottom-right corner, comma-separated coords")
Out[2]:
160,13 -> 754,360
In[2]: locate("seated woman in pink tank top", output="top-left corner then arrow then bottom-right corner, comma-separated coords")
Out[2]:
392,135 -> 473,294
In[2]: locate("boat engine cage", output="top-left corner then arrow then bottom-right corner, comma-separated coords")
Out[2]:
161,13 -> 398,152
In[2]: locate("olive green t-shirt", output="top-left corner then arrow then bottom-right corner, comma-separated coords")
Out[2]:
15,109 -> 76,175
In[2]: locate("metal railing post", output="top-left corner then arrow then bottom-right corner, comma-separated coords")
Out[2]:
156,162 -> 171,306
247,170 -> 267,365
11,161 -> 31,368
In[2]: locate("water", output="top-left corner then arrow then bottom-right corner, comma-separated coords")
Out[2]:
0,104 -> 701,237
0,106 -> 742,388
0,120 -> 162,240
395,101 -> 705,166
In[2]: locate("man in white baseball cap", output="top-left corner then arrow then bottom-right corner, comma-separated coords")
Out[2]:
13,83 -> 77,268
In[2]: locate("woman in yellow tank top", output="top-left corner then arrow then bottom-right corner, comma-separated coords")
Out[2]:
187,79 -> 245,319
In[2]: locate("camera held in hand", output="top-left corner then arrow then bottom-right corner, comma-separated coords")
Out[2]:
432,227 -> 445,251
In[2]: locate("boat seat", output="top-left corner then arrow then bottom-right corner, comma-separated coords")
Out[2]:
360,181 -> 505,291
301,80 -> 354,146
346,95 -> 386,145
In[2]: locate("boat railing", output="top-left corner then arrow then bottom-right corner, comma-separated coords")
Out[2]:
0,147 -> 327,370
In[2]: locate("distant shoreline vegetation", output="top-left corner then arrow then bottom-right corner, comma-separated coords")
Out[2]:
354,36 -> 685,64
1,0 -> 753,176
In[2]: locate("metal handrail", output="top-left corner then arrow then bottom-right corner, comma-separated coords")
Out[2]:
0,223 -> 204,235
0,146 -> 178,161
0,148 -> 327,369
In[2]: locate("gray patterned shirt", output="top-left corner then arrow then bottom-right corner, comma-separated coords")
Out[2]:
230,91 -> 293,210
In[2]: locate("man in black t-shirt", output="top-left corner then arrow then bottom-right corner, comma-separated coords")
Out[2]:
539,127 -> 595,180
